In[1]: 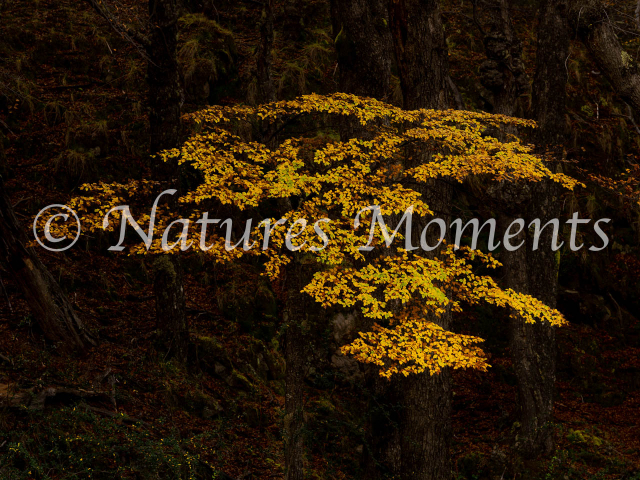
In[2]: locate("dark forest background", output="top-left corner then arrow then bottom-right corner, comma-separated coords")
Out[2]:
1,0 -> 640,479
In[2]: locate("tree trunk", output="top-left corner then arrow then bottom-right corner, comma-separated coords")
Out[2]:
385,2 -> 453,478
498,203 -> 558,458
396,185 -> 454,480
283,261 -> 313,480
256,0 -> 276,104
477,0 -> 564,459
569,0 -> 640,116
388,0 -> 449,110
152,254 -> 189,362
512,199 -> 559,458
503,0 -> 570,458
147,0 -> 189,364
148,0 -> 183,155
477,0 -> 529,116
0,179 -> 95,352
330,0 -> 394,100
533,0 -> 570,146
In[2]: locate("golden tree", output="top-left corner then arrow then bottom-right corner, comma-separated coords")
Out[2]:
53,93 -> 581,479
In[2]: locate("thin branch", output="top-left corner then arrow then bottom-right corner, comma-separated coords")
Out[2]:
84,0 -> 151,60
0,270 -> 12,313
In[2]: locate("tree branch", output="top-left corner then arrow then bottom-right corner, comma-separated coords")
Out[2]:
84,0 -> 151,58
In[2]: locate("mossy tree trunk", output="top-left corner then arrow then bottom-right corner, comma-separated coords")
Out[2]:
569,0 -> 640,117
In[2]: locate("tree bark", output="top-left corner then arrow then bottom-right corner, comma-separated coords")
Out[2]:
504,0 -> 570,458
533,0 -> 570,146
330,0 -> 394,100
396,184 -> 454,480
477,0 -> 564,459
283,261 -> 314,480
385,3 -> 453,478
152,254 -> 189,362
477,0 -> 529,116
148,0 -> 189,364
0,179 -> 95,352
388,0 -> 449,110
497,194 -> 558,458
256,0 -> 276,104
568,0 -> 640,117
148,0 -> 183,155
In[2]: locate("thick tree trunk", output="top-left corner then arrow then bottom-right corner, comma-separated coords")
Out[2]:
330,0 -> 394,100
502,0 -> 570,458
283,261 -> 313,480
397,366 -> 452,480
388,0 -> 449,110
477,0 -> 529,116
0,179 -> 95,352
479,0 -> 564,459
497,199 -> 558,458
533,0 -> 570,146
396,184 -> 454,480
148,0 -> 183,155
385,3 -> 453,478
569,0 -> 640,117
512,198 -> 559,458
147,0 -> 189,364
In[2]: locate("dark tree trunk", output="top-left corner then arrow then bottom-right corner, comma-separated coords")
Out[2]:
533,0 -> 570,146
497,197 -> 558,458
383,3 -> 453,478
148,0 -> 183,155
147,0 -> 189,364
363,185 -> 454,480
512,198 -> 559,458
256,0 -> 276,104
283,261 -> 313,480
0,179 -> 95,352
569,0 -> 640,116
330,0 -> 394,100
152,254 -> 189,362
388,0 -> 449,110
504,0 -> 570,458
397,366 -> 452,480
477,0 -> 564,459
477,0 -> 529,116
396,184 -> 454,480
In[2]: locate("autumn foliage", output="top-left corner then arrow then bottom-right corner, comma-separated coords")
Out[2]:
59,93 -> 577,377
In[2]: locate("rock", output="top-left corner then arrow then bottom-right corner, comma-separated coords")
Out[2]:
196,335 -> 233,375
183,390 -> 224,420
330,350 -> 363,383
226,369 -> 255,392
331,312 -> 357,344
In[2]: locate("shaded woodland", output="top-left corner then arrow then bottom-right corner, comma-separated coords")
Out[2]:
1,0 -> 640,479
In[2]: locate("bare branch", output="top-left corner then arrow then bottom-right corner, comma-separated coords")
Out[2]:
84,0 -> 151,59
